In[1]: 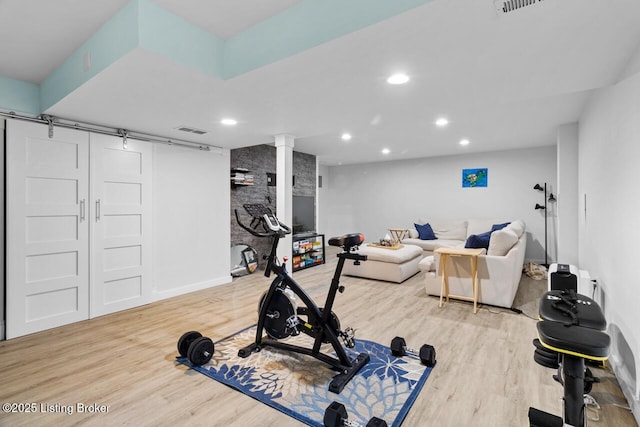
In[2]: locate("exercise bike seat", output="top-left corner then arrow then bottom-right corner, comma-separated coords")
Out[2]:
539,290 -> 606,330
537,321 -> 610,361
328,233 -> 365,251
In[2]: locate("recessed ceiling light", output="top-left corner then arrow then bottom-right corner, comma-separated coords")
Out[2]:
382,148 -> 391,154
387,73 -> 409,85
459,139 -> 470,146
220,118 -> 237,126
341,133 -> 352,141
435,117 -> 449,127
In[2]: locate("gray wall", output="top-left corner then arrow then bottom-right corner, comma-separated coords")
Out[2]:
320,146 -> 557,263
230,144 -> 316,267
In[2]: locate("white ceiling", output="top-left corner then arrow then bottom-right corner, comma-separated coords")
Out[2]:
1,0 -> 640,165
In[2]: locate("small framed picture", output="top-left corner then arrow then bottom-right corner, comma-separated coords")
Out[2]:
242,247 -> 258,273
462,168 -> 488,187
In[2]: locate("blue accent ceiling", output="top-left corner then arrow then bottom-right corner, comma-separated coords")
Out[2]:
0,0 -> 433,115
0,77 -> 40,115
223,0 -> 434,78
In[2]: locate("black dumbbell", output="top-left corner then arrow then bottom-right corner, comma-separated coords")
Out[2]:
323,401 -> 387,427
177,330 -> 214,366
390,336 -> 436,367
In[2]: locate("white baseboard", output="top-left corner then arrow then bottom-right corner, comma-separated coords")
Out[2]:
1,321 -> 5,341
152,275 -> 231,302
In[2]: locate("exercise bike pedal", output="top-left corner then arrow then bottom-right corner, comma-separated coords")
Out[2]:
339,327 -> 356,349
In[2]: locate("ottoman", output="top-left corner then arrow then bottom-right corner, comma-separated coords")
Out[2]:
342,244 -> 423,283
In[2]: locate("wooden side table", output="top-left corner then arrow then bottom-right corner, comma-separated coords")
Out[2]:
434,247 -> 485,314
389,228 -> 409,244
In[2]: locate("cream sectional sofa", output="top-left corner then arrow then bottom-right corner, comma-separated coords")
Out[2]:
403,219 -> 527,309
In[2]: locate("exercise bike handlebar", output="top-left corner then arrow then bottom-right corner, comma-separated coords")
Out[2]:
234,208 -> 292,238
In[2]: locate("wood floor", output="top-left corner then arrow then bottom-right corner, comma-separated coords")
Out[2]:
0,248 -> 636,427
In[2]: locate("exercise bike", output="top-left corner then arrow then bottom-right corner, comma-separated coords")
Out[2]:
235,203 -> 370,394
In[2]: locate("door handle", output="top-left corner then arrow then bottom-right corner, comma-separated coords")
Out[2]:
80,199 -> 85,222
95,199 -> 101,221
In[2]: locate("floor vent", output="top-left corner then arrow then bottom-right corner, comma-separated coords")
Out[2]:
495,0 -> 545,14
176,126 -> 208,135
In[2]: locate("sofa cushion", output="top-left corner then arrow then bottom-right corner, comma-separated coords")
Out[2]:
464,231 -> 492,249
414,223 -> 436,240
466,219 -> 498,237
358,243 -> 423,263
402,238 -> 464,252
506,220 -> 525,237
431,221 -> 468,240
491,222 -> 510,232
487,228 -> 519,256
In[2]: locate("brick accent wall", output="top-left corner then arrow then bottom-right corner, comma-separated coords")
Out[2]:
230,144 -> 316,269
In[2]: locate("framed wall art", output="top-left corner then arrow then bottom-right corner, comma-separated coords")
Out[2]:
462,168 -> 487,187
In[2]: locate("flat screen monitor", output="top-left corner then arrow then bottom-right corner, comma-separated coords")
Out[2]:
293,195 -> 315,234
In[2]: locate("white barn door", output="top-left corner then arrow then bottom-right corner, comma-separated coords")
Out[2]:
6,120 -> 90,338
90,133 -> 153,317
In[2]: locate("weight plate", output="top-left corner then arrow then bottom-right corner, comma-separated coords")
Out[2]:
533,350 -> 559,369
534,347 -> 559,363
533,338 -> 558,356
177,331 -> 202,358
187,336 -> 214,366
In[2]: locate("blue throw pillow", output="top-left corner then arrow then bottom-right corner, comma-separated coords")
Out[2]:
465,230 -> 492,249
491,222 -> 510,232
414,223 -> 436,240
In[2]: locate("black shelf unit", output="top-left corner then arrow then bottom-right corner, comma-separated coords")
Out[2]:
292,233 -> 325,272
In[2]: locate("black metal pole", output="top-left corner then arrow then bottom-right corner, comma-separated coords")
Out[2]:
544,183 -> 548,267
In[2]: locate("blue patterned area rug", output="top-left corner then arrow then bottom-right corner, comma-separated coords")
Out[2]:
176,326 -> 434,426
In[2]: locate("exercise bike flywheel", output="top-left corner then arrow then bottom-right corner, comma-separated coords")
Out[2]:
258,288 -> 297,339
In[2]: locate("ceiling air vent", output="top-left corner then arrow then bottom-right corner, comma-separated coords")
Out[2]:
495,0 -> 545,14
176,126 -> 208,135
